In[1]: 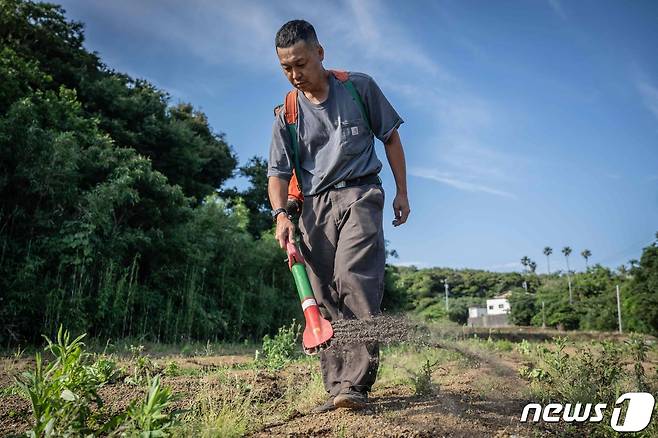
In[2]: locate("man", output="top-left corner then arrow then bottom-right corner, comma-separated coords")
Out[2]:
267,19 -> 410,413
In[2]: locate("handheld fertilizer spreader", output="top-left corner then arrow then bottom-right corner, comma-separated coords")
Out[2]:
285,239 -> 333,355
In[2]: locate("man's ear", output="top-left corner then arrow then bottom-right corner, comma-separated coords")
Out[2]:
317,44 -> 324,62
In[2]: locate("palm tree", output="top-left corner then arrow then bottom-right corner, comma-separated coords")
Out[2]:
520,256 -> 530,272
528,260 -> 537,274
562,246 -> 573,304
581,249 -> 592,269
543,246 -> 553,274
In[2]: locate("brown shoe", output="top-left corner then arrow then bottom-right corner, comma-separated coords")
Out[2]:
311,396 -> 336,414
333,389 -> 368,409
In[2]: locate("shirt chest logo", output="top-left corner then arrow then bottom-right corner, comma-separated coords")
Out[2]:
351,126 -> 359,136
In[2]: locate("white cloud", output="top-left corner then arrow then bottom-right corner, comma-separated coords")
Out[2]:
485,261 -> 523,272
636,80 -> 658,122
547,0 -> 567,21
391,260 -> 431,268
68,0 -> 521,198
410,167 -> 517,199
71,0 -> 283,71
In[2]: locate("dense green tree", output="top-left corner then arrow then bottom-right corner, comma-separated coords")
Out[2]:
0,0 -> 296,344
381,265 -> 410,313
81,77 -> 237,201
509,288 -> 536,326
624,238 -> 658,335
446,296 -> 484,324
221,156 -> 273,239
0,0 -> 101,92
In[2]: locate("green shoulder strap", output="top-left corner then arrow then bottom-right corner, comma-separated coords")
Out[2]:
281,90 -> 303,190
286,123 -> 302,184
341,78 -> 372,132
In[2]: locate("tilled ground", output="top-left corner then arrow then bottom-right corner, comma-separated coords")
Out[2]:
252,343 -> 537,438
0,323 -> 587,437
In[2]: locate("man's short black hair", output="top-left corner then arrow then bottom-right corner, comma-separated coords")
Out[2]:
275,20 -> 319,49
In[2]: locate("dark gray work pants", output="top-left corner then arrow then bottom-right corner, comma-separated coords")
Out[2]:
298,182 -> 385,396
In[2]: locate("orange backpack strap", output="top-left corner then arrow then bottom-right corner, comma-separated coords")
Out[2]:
284,89 -> 298,125
281,89 -> 303,201
330,69 -> 349,82
288,172 -> 303,202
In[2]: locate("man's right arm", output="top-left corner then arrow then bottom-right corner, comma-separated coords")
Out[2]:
268,176 -> 296,249
267,109 -> 297,249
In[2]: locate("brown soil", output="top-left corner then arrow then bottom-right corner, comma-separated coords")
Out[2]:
3,325 -> 652,437
253,343 -> 536,438
0,353 -> 255,437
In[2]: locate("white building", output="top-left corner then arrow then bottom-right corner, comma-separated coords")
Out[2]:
468,307 -> 487,318
486,297 -> 511,315
467,293 -> 512,327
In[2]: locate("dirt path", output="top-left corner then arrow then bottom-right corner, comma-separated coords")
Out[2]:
253,344 -> 537,437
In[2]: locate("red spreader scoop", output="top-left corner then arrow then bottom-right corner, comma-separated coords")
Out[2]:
285,239 -> 333,355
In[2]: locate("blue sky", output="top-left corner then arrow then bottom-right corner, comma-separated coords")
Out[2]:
57,0 -> 658,273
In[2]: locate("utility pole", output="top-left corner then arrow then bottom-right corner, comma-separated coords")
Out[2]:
443,279 -> 450,312
616,284 -> 623,333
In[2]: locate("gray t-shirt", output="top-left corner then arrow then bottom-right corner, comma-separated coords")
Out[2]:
267,71 -> 403,196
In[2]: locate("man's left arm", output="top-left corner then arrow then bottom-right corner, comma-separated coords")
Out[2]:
352,72 -> 410,226
384,129 -> 410,227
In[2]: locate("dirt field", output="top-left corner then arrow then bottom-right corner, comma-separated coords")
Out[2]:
1,327 -> 656,437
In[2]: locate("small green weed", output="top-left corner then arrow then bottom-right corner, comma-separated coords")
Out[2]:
15,327 -> 178,437
125,345 -> 157,385
120,375 -> 179,435
409,359 -> 440,396
164,361 -> 181,377
516,339 -> 532,356
625,333 -> 650,391
259,320 -> 301,370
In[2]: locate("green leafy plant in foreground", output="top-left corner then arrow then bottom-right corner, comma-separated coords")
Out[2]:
15,327 -> 178,436
15,327 -> 103,436
259,320 -> 301,370
625,333 -> 650,392
120,375 -> 179,436
410,359 -> 440,396
518,336 -> 657,436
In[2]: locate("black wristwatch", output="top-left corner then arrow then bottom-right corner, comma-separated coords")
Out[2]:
272,208 -> 288,222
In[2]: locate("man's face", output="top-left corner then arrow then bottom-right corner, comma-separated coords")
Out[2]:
276,40 -> 325,92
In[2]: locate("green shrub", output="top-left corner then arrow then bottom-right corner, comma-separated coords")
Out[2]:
15,327 -> 178,436
120,375 -> 179,435
515,339 -> 532,356
417,302 -> 447,321
409,359 -> 439,396
625,334 -> 650,392
259,320 -> 301,370
88,356 -> 124,384
15,327 -> 103,436
125,344 -> 158,385
164,361 -> 182,377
